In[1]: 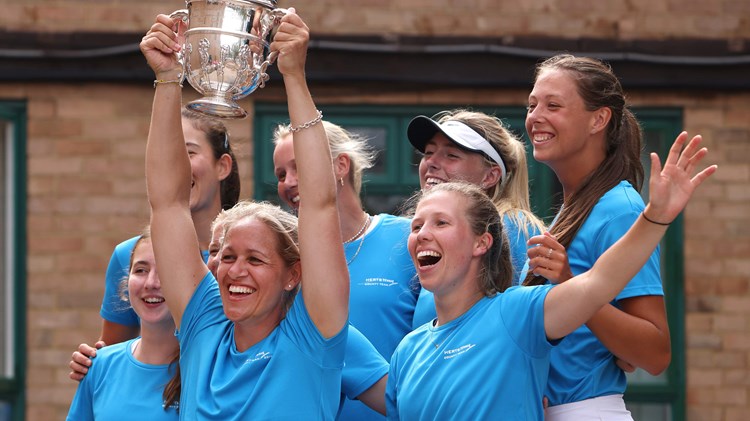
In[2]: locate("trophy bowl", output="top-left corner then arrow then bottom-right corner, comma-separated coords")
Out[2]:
171,0 -> 286,119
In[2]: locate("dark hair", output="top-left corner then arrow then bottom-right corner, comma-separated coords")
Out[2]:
182,109 -> 241,210
408,182 -> 513,295
524,54 -> 644,286
162,358 -> 181,413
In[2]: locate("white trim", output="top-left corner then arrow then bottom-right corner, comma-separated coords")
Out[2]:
439,120 -> 507,180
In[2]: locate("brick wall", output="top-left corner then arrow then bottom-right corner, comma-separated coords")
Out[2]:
0,82 -> 254,419
1,0 -> 748,39
1,0 -> 748,420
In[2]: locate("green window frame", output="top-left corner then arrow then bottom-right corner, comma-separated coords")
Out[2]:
253,104 -> 685,420
0,101 -> 27,421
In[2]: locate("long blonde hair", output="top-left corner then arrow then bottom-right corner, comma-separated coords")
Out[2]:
432,109 -> 545,236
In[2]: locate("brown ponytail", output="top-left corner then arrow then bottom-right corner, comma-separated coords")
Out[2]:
162,352 -> 181,413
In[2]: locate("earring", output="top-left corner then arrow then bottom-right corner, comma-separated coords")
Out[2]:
339,178 -> 344,187
287,284 -> 293,289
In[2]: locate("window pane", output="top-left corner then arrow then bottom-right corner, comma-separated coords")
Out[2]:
362,193 -> 412,216
626,127 -> 670,388
626,368 -> 668,386
0,401 -> 10,421
628,402 -> 672,420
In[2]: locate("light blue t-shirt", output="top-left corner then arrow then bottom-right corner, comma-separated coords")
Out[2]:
546,180 -> 664,406
386,285 -> 555,420
339,325 -> 389,419
504,212 -> 542,285
177,271 -> 347,420
100,236 -> 208,327
66,338 -> 178,421
413,213 -> 540,329
339,214 -> 420,421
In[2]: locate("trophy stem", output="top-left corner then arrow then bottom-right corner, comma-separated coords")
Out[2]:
186,95 -> 247,119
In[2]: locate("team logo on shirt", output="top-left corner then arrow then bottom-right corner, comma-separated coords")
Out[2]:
244,351 -> 272,364
360,277 -> 399,287
443,344 -> 475,360
163,400 -> 180,411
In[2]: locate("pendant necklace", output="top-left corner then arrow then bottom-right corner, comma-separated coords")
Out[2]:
430,320 -> 445,349
430,319 -> 459,349
346,213 -> 371,266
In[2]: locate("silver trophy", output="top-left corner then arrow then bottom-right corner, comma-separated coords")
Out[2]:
170,0 -> 286,119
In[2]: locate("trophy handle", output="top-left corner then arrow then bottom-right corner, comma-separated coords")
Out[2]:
257,8 -> 288,88
169,9 -> 189,83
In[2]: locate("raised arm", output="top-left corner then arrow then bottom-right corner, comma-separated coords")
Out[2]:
544,132 -> 716,340
274,9 -> 348,338
141,14 -> 208,328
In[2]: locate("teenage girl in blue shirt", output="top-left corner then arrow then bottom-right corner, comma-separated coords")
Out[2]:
524,54 -> 682,419
67,229 -> 180,420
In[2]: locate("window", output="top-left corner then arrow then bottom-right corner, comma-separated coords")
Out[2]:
253,104 -> 556,216
625,109 -> 686,421
253,104 -> 685,420
0,101 -> 26,421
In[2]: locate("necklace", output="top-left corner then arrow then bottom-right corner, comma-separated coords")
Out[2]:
344,212 -> 370,244
430,320 -> 444,349
346,215 -> 371,265
429,319 -> 457,349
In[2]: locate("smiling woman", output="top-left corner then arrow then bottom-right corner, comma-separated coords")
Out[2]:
407,110 -> 545,286
272,119 -> 418,420
67,229 -> 181,421
141,9 -> 350,419
406,110 -> 546,328
523,54 -> 675,419
386,127 -> 715,419
92,108 -> 239,348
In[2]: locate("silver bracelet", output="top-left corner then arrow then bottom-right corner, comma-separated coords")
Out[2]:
290,110 -> 323,133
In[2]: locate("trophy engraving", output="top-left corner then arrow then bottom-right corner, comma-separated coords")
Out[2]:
171,0 -> 286,119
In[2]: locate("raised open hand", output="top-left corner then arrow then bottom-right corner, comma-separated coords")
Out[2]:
643,132 -> 717,225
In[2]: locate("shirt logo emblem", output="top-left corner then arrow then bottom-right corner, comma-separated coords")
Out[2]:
443,344 -> 475,360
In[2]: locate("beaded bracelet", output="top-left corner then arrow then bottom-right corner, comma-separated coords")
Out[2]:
641,212 -> 670,226
290,110 -> 323,133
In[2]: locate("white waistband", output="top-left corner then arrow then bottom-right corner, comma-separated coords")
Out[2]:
546,394 -> 632,421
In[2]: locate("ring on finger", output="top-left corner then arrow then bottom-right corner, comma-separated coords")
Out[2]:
547,247 -> 553,258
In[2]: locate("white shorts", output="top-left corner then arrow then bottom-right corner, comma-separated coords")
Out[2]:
546,394 -> 633,421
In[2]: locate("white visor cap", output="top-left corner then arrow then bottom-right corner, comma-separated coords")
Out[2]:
407,116 -> 507,181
